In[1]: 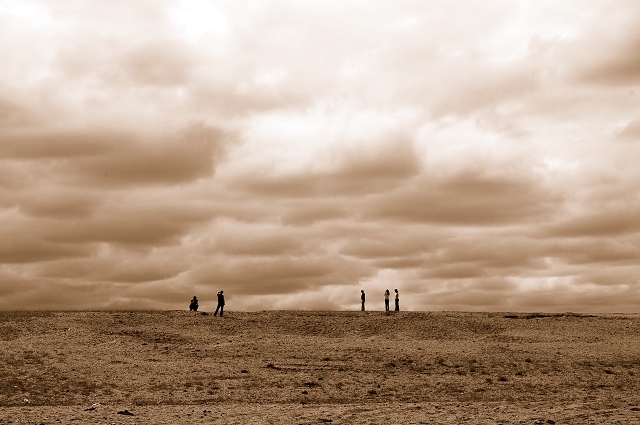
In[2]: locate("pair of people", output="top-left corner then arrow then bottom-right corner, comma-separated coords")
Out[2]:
384,289 -> 400,311
361,289 -> 399,311
188,291 -> 225,316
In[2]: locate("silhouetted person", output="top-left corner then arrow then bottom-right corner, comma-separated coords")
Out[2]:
189,296 -> 199,312
361,290 -> 366,311
214,290 -> 225,316
394,289 -> 399,311
384,289 -> 390,311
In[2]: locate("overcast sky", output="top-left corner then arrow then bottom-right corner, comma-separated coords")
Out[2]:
1,0 -> 640,312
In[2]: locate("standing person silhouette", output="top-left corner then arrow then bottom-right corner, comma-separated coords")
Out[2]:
361,290 -> 366,311
394,289 -> 399,311
214,290 -> 225,316
384,289 -> 390,312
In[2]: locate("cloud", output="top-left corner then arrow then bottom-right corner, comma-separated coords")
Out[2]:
617,119 -> 640,142
34,250 -> 187,284
0,97 -> 38,127
280,201 -> 349,226
189,253 -> 375,296
0,231 -> 91,264
546,206 -> 640,237
9,186 -> 99,218
115,41 -> 194,87
232,132 -> 422,197
579,32 -> 640,86
1,125 -> 228,187
363,168 -> 562,225
2,1 -> 640,312
566,3 -> 640,86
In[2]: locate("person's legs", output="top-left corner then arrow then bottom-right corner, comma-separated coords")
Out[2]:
395,299 -> 399,311
361,301 -> 365,311
220,305 -> 224,316
385,299 -> 389,311
214,304 -> 220,316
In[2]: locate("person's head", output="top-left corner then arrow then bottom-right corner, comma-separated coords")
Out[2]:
394,289 -> 398,293
385,289 -> 389,294
361,290 -> 364,293
220,290 -> 223,294
192,296 -> 197,299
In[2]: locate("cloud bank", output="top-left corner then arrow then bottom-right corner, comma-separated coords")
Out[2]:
1,0 -> 640,312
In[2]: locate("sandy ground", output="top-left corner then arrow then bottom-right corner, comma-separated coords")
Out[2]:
1,310 -> 640,424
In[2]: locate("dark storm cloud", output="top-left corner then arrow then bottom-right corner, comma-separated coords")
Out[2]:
11,187 -> 99,218
43,212 -> 189,246
338,227 -> 442,260
0,131 -> 116,158
0,231 -> 91,264
550,238 -> 640,266
0,97 -> 38,127
429,236 -> 547,269
234,134 -> 421,197
189,254 -> 375,296
579,33 -> 640,86
280,201 -> 349,226
0,280 -> 159,311
617,119 -> 640,141
0,125 -> 228,187
567,3 -> 640,87
509,281 -> 640,313
72,126 -> 227,187
34,255 -> 186,284
574,265 -> 640,289
208,225 -> 307,257
364,169 -> 562,225
546,207 -> 640,237
421,278 -> 520,311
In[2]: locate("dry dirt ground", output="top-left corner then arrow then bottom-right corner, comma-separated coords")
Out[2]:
1,310 -> 640,424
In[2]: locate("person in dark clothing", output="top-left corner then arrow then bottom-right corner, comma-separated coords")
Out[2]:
394,289 -> 399,311
361,290 -> 366,311
384,289 -> 390,311
189,296 -> 199,312
214,291 -> 225,316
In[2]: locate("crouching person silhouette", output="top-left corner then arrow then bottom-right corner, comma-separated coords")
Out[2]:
189,296 -> 199,312
214,291 -> 225,316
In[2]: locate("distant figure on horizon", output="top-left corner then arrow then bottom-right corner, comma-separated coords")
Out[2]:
384,289 -> 390,311
214,291 -> 225,316
189,296 -> 199,312
361,290 -> 366,311
394,289 -> 399,311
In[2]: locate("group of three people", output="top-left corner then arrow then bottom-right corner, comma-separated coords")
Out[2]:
189,290 -> 225,316
361,289 -> 399,312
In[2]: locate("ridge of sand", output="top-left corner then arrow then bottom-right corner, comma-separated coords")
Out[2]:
1,310 -> 640,423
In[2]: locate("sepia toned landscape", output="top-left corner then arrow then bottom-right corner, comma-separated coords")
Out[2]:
2,310 -> 640,424
4,3 -> 640,423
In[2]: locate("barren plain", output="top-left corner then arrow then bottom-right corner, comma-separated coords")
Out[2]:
1,310 -> 640,424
